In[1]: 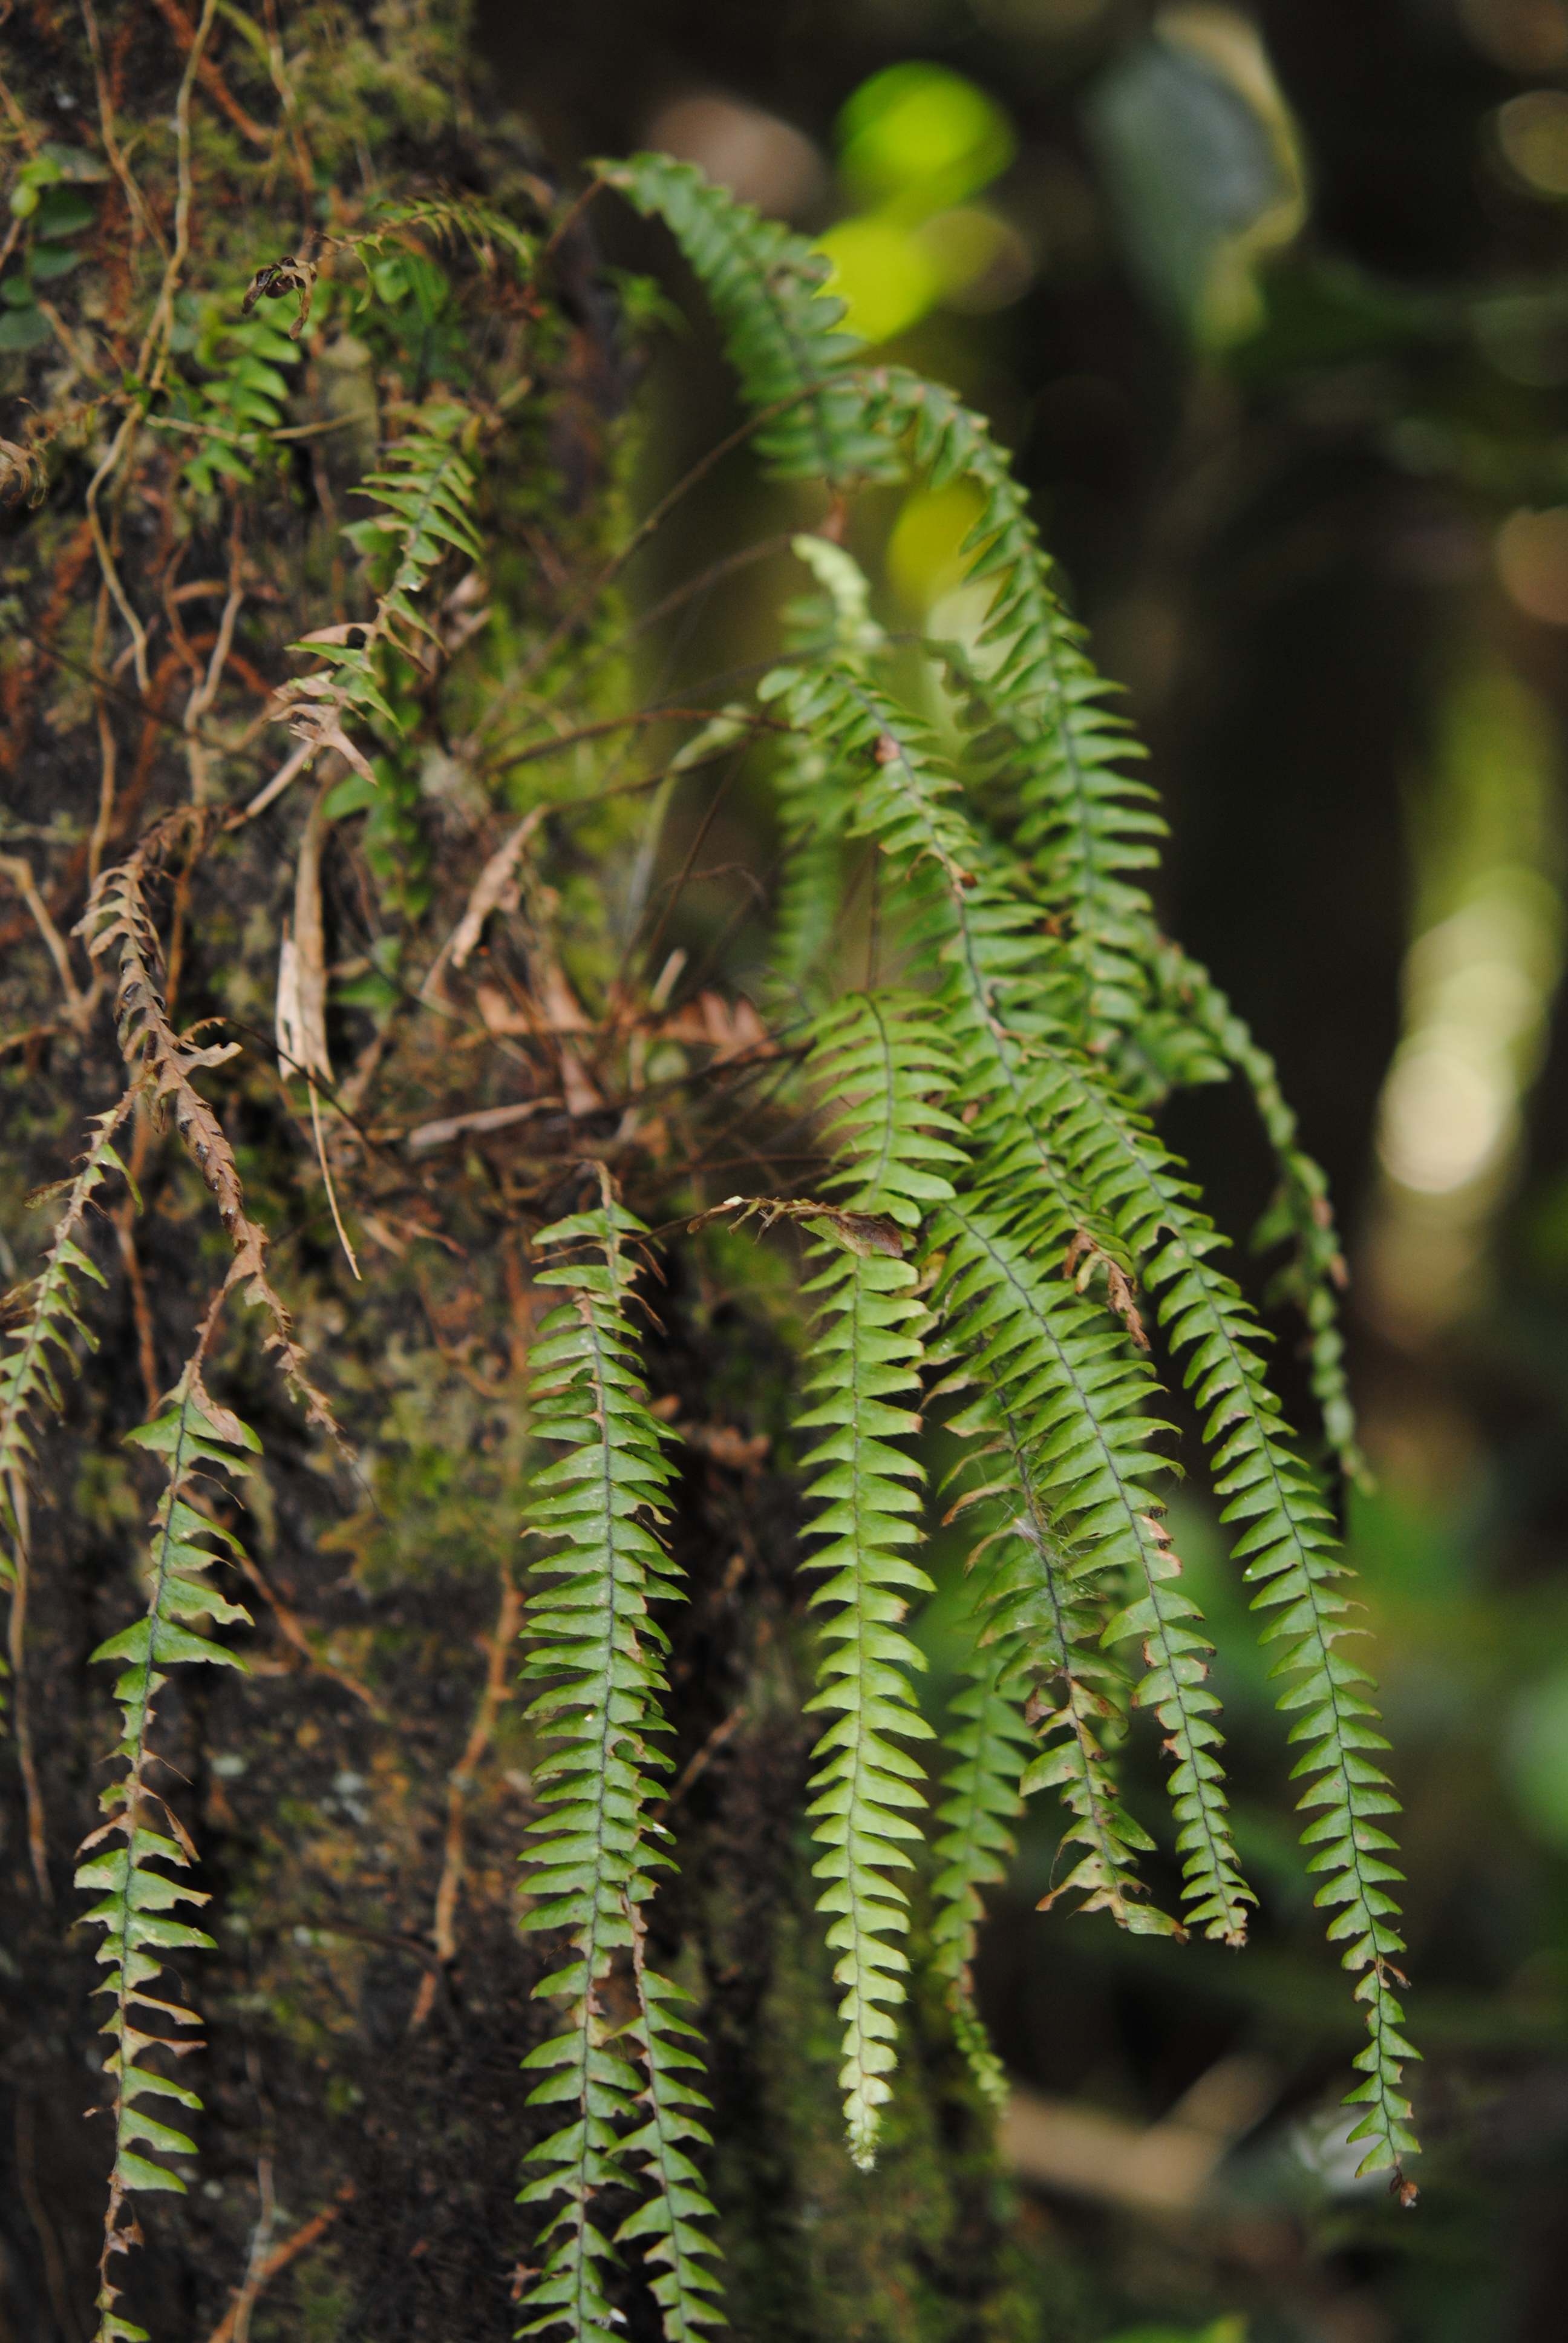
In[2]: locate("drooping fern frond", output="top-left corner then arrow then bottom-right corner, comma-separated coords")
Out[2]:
75,1349 -> 258,2342
1,1090 -> 137,1885
761,606 -> 1401,2148
933,1194 -> 1250,1947
271,399 -> 485,787
598,155 -> 896,488
792,991 -> 964,2167
1,1090 -> 137,1575
1027,1058 -> 1417,2180
342,192 -> 538,277
597,183 -> 1361,1478
766,532 -> 886,1006
758,652 -> 1249,1950
620,1906 -> 726,2342
517,1200 -> 720,2342
927,1585 -> 1032,2109
1151,942 -> 1365,1483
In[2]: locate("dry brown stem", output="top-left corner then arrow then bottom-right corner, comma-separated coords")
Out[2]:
79,812 -> 344,1441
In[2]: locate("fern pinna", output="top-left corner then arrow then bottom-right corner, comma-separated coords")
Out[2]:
516,1200 -> 721,2341
602,152 -> 1418,2192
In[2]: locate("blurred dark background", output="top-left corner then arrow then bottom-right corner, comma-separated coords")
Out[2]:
480,7 -> 1568,2338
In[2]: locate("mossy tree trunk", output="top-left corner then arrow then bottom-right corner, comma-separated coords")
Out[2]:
0,8 -> 1034,2339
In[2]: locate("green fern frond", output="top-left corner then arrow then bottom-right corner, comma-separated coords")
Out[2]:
77,1359 -> 258,2341
767,535 -> 887,1005
927,1586 -> 1032,2108
273,399 -> 483,784
163,310 -> 302,499
598,154 -> 898,487
1,1091 -> 137,1577
517,1201 -> 721,2343
619,1909 -> 726,2340
794,991 -> 965,2167
763,664 -> 1252,1979
932,1198 -> 1250,1945
347,192 -> 537,275
1034,1061 -> 1417,2178
756,657 -> 1101,1249
1149,943 -> 1365,1482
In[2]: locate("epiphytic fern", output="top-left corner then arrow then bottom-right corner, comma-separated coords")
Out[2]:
599,156 -> 896,488
791,991 -> 964,2166
75,1351 -> 257,2342
271,399 -> 485,788
1,1093 -> 137,1571
1,1093 -> 136,1874
609,154 -> 1416,2187
516,1199 -> 720,2341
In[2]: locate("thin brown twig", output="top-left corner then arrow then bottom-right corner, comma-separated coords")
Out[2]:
463,381 -> 836,756
184,516 -> 246,804
88,580 -> 119,888
8,618 -> 267,762
636,746 -> 748,980
79,0 -> 168,258
566,533 -> 795,703
542,173 -> 607,263
113,1204 -> 160,1419
484,702 -> 779,790
658,1702 -> 748,1816
5,1473 -> 51,1905
408,1563 -> 522,2031
0,854 -> 90,1028
148,0 -> 272,146
16,2096 -> 85,2343
201,2190 -> 353,2343
235,1550 -> 387,1719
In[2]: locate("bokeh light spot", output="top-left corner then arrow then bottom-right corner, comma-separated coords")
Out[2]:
1378,1043 -> 1513,1194
1497,88 -> 1568,195
814,213 -> 938,344
912,206 -> 1034,312
644,92 -> 827,221
835,63 -> 1018,211
886,481 -> 990,613
1496,505 -> 1568,622
1508,1666 -> 1568,1847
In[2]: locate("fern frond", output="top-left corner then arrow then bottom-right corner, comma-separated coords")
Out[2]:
1034,1061 -> 1417,2180
792,992 -> 965,2168
928,1585 -> 1032,2108
517,1201 -> 720,2343
77,814 -> 341,1441
269,398 -> 483,786
157,310 -> 302,500
765,667 -> 1251,1950
345,192 -> 537,275
77,1355 -> 258,2341
767,535 -> 887,1005
1148,943 -> 1365,1481
933,1198 -> 1249,1944
619,1909 -> 725,2341
1,1090 -> 137,1571
599,154 -> 898,487
756,657 -> 1100,1250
